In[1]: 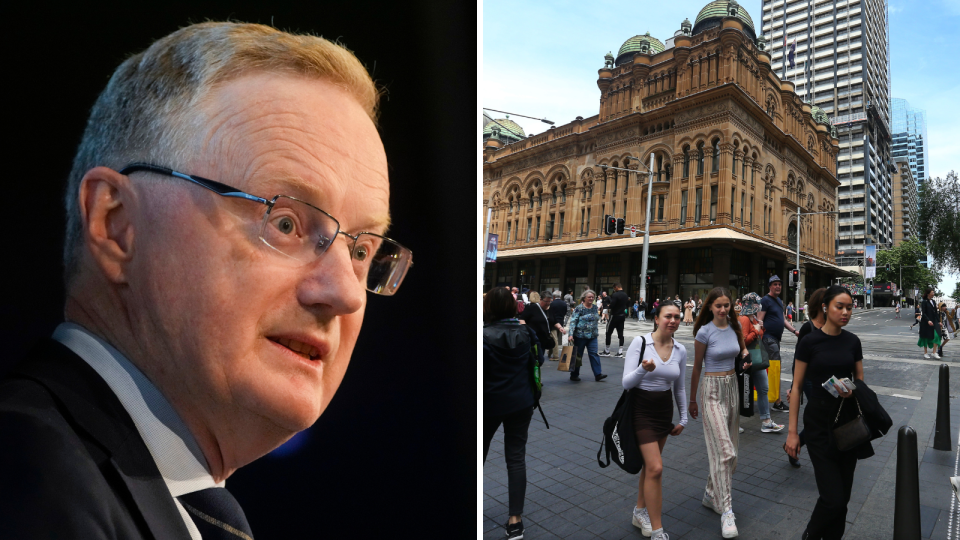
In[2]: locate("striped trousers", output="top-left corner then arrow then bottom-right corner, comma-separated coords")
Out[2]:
699,373 -> 740,514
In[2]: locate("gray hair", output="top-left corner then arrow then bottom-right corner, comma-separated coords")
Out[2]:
539,290 -> 553,300
62,21 -> 381,288
580,289 -> 596,301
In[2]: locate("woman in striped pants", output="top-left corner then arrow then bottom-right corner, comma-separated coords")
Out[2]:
688,287 -> 750,538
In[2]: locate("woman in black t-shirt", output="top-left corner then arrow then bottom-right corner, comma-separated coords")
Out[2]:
785,286 -> 866,540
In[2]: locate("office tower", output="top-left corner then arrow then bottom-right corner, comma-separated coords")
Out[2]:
890,98 -> 929,266
892,156 -> 918,247
891,98 -> 928,188
761,0 -> 894,252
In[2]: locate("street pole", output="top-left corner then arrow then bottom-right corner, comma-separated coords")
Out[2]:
481,207 -> 492,291
796,207 -> 802,319
638,152 -> 655,303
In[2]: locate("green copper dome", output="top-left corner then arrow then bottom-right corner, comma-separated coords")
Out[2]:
482,117 -> 525,141
692,1 -> 756,39
615,32 -> 665,65
810,105 -> 830,126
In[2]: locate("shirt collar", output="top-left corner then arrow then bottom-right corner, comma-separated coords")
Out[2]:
53,322 -> 223,497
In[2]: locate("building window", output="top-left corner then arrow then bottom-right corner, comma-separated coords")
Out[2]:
561,186 -> 566,203
580,209 -> 585,235
750,196 -> 754,228
742,158 -> 747,179
657,195 -> 664,221
740,191 -> 745,225
529,193 -> 534,209
558,213 -> 564,238
623,200 -> 628,219
712,139 -> 720,173
731,187 -> 736,223
697,142 -> 705,175
710,185 -> 718,222
680,190 -> 688,226
527,218 -> 533,242
535,216 -> 541,240
732,151 -> 738,177
683,146 -> 690,177
612,173 -> 618,195
695,187 -> 703,226
763,205 -> 767,233
586,208 -> 591,235
547,214 -> 554,240
751,166 -> 755,187
506,221 -> 512,244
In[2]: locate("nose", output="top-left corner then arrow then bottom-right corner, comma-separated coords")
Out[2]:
296,239 -> 366,316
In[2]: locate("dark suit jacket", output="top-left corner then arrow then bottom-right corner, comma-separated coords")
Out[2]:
0,338 -> 192,540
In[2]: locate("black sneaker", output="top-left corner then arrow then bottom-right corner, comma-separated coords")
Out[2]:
772,401 -> 789,412
595,374 -> 608,382
570,375 -> 581,381
505,520 -> 524,540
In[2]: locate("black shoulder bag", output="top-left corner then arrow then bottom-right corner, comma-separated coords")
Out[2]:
597,339 -> 646,474
832,396 -> 871,452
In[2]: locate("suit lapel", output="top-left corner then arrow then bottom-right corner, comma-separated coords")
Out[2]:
14,339 -> 192,540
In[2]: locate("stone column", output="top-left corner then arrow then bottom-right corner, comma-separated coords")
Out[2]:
712,245 -> 732,290
667,247 -> 680,299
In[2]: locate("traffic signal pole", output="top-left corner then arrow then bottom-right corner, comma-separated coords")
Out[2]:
638,153 -> 655,304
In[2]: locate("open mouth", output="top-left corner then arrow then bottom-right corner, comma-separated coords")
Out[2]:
268,337 -> 321,360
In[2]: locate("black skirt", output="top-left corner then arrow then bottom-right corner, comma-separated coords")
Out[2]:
633,388 -> 675,444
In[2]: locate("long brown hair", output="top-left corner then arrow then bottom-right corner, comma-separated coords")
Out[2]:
693,287 -> 745,351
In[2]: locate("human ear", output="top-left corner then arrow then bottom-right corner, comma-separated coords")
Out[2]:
78,167 -> 137,284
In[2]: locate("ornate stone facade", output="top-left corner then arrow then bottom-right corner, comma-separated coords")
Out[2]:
482,8 -> 846,301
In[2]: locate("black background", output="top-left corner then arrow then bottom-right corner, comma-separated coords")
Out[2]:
4,2 -> 475,538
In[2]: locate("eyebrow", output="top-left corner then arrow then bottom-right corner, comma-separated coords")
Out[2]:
255,174 -> 392,234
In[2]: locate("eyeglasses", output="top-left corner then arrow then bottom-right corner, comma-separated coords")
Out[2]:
119,163 -> 413,296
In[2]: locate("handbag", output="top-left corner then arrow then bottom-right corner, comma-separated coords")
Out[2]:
747,336 -> 770,374
832,396 -> 871,452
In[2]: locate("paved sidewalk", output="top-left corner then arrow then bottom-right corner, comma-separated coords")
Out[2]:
483,332 -> 960,539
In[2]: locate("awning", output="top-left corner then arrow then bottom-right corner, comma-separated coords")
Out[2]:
496,226 -> 854,274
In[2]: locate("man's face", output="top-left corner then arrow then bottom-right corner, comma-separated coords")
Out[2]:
128,74 -> 389,440
540,296 -> 552,309
769,281 -> 782,296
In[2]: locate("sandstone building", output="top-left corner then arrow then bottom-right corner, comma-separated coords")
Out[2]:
482,0 -> 853,303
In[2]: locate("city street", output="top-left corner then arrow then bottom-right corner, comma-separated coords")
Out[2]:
483,307 -> 960,539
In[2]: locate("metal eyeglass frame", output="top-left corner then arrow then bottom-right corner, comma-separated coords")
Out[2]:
117,162 -> 413,295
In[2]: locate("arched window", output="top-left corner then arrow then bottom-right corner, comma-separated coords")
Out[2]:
529,192 -> 535,209
742,154 -> 747,179
612,172 -> 618,195
551,186 -> 558,203
711,138 -> 720,173
560,183 -> 567,203
697,142 -> 705,175
682,145 -> 690,178
788,222 -> 797,250
656,155 -> 664,182
732,144 -> 738,176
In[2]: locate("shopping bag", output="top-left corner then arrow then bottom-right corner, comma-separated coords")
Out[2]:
767,359 -> 781,403
558,345 -> 575,371
738,370 -> 754,417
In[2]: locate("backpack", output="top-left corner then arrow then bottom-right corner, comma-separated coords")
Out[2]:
517,300 -> 525,313
524,326 -> 549,429
596,339 -> 646,474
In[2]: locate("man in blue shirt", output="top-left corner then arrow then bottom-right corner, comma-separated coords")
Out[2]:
758,275 -> 800,412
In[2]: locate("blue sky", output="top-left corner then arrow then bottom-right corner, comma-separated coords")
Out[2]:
482,0 -> 960,294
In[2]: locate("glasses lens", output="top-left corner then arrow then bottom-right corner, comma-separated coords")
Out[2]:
260,196 -> 339,263
355,233 -> 412,296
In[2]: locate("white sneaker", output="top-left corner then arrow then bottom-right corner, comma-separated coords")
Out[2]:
702,492 -> 721,514
924,353 -> 931,359
721,512 -> 739,538
738,427 -> 744,433
651,529 -> 670,540
632,506 -> 652,537
761,421 -> 784,433
933,353 -> 941,359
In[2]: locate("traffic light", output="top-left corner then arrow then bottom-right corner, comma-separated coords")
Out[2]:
789,269 -> 799,287
616,218 -> 625,235
604,215 -> 617,235
645,275 -> 651,286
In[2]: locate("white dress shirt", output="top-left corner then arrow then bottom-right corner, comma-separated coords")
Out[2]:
53,322 -> 222,540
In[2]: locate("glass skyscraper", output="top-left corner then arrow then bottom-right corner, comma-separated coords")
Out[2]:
891,98 -> 928,188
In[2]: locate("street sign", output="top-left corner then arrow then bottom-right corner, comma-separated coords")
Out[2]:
648,254 -> 658,259
630,225 -> 637,238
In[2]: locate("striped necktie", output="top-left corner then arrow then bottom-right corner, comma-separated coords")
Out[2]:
178,487 -> 254,540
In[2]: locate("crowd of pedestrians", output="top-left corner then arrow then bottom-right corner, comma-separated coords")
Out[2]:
484,279 -> 890,539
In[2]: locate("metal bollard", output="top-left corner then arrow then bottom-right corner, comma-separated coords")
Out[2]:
934,364 -> 952,451
893,426 -> 921,540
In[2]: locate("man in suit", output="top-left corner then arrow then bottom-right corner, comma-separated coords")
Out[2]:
547,292 -> 568,358
0,21 -> 413,539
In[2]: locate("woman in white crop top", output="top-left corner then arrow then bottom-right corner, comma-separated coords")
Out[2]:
623,302 -> 687,540
688,287 -> 749,539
